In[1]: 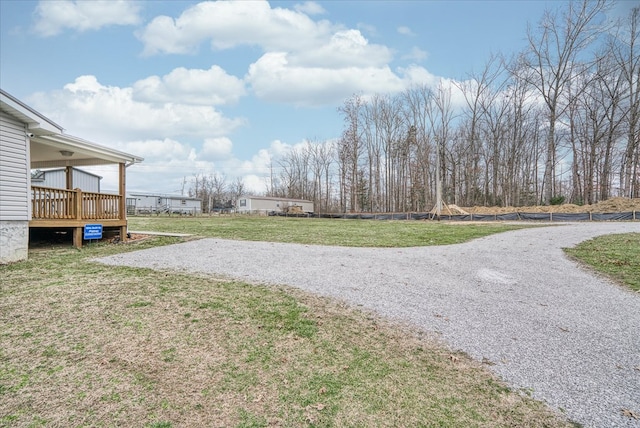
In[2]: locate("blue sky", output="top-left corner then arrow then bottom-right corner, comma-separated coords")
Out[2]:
0,0 -> 624,194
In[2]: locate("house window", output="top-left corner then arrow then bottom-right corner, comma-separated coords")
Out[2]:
181,199 -> 186,205
240,199 -> 247,207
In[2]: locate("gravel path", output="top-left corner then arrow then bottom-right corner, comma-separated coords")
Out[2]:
96,222 -> 640,427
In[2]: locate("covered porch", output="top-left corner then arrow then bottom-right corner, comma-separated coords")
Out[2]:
29,133 -> 142,248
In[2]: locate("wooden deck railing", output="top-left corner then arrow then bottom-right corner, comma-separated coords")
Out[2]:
82,191 -> 121,220
31,186 -> 122,221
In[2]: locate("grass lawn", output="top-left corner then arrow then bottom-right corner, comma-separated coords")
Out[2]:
565,232 -> 640,292
0,218 -> 577,427
127,215 -> 529,247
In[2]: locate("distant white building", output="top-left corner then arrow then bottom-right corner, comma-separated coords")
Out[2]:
126,192 -> 202,215
236,195 -> 314,214
31,167 -> 102,193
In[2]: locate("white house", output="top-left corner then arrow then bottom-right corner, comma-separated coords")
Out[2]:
236,195 -> 314,214
126,192 -> 202,215
31,167 -> 102,193
0,89 -> 142,263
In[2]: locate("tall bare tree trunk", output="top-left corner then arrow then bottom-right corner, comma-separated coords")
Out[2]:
524,0 -> 610,203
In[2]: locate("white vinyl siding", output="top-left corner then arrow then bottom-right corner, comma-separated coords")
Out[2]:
0,112 -> 29,221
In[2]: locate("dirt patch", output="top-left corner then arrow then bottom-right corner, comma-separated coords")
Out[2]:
122,233 -> 150,243
457,197 -> 640,215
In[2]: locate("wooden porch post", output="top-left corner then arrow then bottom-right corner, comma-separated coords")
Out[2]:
73,188 -> 83,248
65,166 -> 73,190
119,163 -> 127,242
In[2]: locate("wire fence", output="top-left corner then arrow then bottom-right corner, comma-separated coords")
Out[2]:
269,211 -> 639,221
127,207 -> 639,221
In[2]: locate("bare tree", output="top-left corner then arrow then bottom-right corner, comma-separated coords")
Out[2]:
307,140 -> 335,213
278,142 -> 316,201
613,7 -> 640,198
337,94 -> 365,212
402,85 -> 434,211
322,1 -> 634,213
265,160 -> 280,197
455,54 -> 506,205
229,176 -> 245,209
377,94 -> 406,212
189,173 -> 221,213
523,0 -> 610,203
361,94 -> 384,212
204,173 -> 228,212
505,67 -> 544,206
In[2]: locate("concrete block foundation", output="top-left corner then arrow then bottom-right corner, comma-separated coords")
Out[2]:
0,220 -> 28,263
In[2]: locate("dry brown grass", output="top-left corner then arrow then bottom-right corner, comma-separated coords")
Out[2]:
463,196 -> 640,214
1,239 -> 576,427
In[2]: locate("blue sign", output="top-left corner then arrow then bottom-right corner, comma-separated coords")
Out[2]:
84,224 -> 103,240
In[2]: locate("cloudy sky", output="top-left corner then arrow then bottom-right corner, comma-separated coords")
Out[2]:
0,0 -> 617,194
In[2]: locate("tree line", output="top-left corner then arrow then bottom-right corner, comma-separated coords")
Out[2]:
187,172 -> 245,213
266,1 -> 639,213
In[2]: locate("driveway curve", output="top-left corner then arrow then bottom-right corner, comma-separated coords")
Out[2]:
96,222 -> 640,427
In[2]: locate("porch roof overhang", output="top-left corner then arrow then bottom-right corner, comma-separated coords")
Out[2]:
30,134 -> 144,169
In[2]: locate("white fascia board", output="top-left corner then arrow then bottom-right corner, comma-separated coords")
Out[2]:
39,134 -> 144,165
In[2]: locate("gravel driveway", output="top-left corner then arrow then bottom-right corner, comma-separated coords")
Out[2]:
96,222 -> 640,427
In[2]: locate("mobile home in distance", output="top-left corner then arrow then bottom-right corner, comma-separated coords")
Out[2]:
236,195 -> 314,214
126,192 -> 202,215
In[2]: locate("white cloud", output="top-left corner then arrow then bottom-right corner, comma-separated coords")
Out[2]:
226,140 -> 298,193
137,1 -> 334,56
88,141 -> 273,195
294,2 -> 326,16
267,139 -> 293,158
126,158 -> 216,194
115,138 -> 194,162
397,66 -> 469,111
137,2 -> 398,107
246,52 -> 405,106
201,137 -> 233,160
132,66 -> 246,106
242,175 -> 268,194
402,46 -> 429,62
134,1 -> 408,108
291,29 -> 392,68
28,75 -> 245,143
397,26 -> 415,36
138,1 -> 392,70
399,65 -> 441,88
33,0 -> 141,37
127,138 -> 287,195
103,136 -> 263,195
84,137 -> 209,193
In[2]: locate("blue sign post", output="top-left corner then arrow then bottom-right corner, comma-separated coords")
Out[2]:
83,224 -> 103,240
